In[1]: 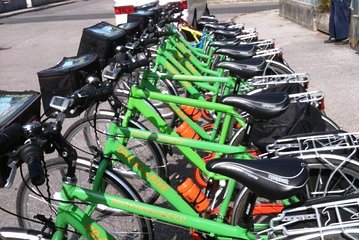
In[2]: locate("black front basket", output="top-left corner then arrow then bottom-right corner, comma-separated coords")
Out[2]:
37,53 -> 101,117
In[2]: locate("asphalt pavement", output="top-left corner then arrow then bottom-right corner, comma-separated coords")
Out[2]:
1,1 -> 358,132
230,9 -> 359,132
0,0 -> 359,237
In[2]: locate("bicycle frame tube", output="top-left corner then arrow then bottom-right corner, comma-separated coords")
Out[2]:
119,93 -> 250,179
128,85 -> 247,143
54,182 -> 257,240
153,44 -> 238,95
165,37 -> 222,76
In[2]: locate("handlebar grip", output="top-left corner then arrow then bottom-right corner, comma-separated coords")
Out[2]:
91,85 -> 114,102
127,59 -> 149,72
72,84 -> 113,108
0,123 -> 24,155
20,142 -> 45,186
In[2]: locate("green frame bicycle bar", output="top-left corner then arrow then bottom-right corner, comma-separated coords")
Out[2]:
53,180 -> 257,240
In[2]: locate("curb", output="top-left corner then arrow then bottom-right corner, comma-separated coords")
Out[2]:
208,0 -> 279,4
0,0 -> 75,19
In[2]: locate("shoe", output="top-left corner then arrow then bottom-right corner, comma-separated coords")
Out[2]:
335,38 -> 349,45
324,38 -> 336,43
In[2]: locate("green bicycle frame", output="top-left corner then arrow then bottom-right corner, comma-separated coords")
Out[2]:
140,71 -> 248,142
53,171 -> 257,240
52,115 -> 259,239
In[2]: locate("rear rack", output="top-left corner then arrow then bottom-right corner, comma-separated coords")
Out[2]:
266,132 -> 359,157
241,28 -> 256,34
265,196 -> 359,240
289,90 -> 324,103
288,90 -> 324,109
227,23 -> 245,30
236,32 -> 258,42
255,48 -> 282,58
240,39 -> 275,50
247,73 -> 310,88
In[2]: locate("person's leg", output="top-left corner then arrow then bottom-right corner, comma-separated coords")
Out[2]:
333,0 -> 351,40
329,0 -> 336,38
325,0 -> 337,42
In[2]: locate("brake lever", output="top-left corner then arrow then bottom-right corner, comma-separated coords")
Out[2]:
5,160 -> 17,189
103,65 -> 123,80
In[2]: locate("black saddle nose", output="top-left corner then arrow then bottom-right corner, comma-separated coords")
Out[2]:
207,157 -> 309,200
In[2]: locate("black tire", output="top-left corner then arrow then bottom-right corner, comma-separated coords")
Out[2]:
263,60 -> 295,75
150,78 -> 178,128
322,114 -> 341,131
16,157 -> 154,240
63,114 -> 168,204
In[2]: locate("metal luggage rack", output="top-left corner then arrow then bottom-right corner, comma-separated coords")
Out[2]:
241,28 -> 256,34
289,90 -> 324,103
236,32 -> 258,41
247,73 -> 310,88
255,48 -> 282,58
263,196 -> 359,240
227,23 -> 245,29
266,132 -> 359,157
255,39 -> 275,50
288,90 -> 324,108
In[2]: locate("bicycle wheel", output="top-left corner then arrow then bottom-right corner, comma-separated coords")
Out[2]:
0,227 -> 52,240
230,155 -> 359,225
322,114 -> 341,131
63,114 -> 167,204
16,157 -> 153,240
231,188 -> 359,239
263,60 -> 295,75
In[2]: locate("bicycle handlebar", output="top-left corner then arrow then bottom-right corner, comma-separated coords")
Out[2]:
0,123 -> 45,186
19,142 -> 45,186
71,84 -> 113,109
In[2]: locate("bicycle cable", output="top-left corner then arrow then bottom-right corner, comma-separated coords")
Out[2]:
19,164 -> 89,206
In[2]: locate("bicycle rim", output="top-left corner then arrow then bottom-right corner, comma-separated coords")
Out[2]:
16,157 -> 153,240
63,114 -> 166,204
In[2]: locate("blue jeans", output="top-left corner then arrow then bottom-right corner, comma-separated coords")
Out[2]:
329,0 -> 351,40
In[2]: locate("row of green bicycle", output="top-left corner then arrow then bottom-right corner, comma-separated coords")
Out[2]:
1,3 -> 359,240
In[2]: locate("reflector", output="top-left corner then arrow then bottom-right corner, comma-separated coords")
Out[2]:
114,5 -> 135,15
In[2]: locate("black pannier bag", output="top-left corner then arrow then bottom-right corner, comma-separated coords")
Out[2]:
249,102 -> 326,152
37,53 -> 101,117
77,21 -> 126,68
0,91 -> 41,187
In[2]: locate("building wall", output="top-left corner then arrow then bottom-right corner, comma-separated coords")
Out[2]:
0,0 -> 27,13
280,0 -> 359,50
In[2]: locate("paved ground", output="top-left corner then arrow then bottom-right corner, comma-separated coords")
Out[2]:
233,9 -> 359,132
0,1 -> 358,238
